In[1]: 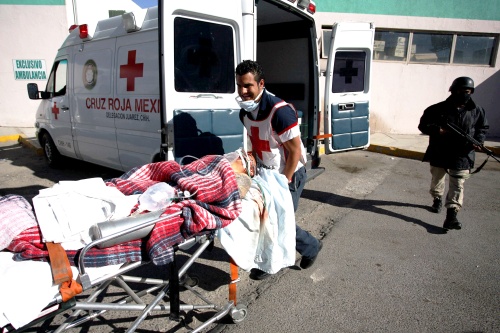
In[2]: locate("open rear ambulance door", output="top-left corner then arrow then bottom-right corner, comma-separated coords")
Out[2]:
158,0 -> 244,162
323,22 -> 374,153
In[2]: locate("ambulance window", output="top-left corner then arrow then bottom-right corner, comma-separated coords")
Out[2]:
46,59 -> 67,96
331,51 -> 366,93
174,17 -> 235,93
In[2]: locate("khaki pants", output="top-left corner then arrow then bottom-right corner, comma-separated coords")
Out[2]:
429,166 -> 470,210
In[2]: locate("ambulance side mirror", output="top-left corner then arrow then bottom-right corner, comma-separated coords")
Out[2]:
27,83 -> 40,100
27,83 -> 50,100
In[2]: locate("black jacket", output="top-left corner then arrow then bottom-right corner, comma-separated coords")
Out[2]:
418,96 -> 489,170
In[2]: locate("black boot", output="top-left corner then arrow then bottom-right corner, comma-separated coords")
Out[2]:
431,196 -> 442,213
443,208 -> 461,230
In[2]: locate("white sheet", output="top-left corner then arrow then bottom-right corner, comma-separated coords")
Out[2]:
0,252 -> 122,329
33,178 -> 139,250
218,168 -> 296,274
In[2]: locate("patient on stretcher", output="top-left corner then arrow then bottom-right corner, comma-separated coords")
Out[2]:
1,148 -> 294,267
0,149 -> 296,329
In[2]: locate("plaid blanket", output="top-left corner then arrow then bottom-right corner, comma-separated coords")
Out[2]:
7,155 -> 241,266
0,195 -> 37,251
7,226 -> 142,266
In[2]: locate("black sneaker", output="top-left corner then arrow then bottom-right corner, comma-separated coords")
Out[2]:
431,197 -> 442,213
300,240 -> 323,269
249,269 -> 272,280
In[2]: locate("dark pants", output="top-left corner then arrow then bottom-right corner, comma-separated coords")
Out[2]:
289,167 -> 320,259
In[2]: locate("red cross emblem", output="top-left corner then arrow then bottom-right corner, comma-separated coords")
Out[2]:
51,102 -> 59,120
120,50 -> 144,91
250,126 -> 271,161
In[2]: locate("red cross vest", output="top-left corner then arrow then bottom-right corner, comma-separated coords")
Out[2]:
243,101 -> 306,173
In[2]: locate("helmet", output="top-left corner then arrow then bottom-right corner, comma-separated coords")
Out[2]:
449,76 -> 475,93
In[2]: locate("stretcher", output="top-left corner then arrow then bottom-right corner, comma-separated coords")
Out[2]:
3,218 -> 246,333
0,153 -> 296,332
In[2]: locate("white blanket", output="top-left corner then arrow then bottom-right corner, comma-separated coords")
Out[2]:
0,252 -> 122,329
33,178 -> 139,250
218,168 -> 296,274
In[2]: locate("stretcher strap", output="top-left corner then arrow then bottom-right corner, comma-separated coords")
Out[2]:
229,257 -> 239,305
60,280 -> 83,302
45,242 -> 83,302
46,242 -> 73,284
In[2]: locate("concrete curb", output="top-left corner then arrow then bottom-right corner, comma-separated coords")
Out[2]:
366,144 -> 425,161
485,145 -> 500,157
0,134 -> 22,142
18,135 -> 44,156
2,131 -> 498,161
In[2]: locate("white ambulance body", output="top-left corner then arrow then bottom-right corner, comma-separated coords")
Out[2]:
28,0 -> 374,177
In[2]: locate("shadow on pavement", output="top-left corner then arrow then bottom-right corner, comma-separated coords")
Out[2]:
302,188 -> 446,234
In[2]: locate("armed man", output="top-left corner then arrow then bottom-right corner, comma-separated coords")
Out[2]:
418,76 -> 489,231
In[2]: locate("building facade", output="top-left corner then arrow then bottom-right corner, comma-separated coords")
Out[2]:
315,0 -> 499,137
0,0 -> 140,128
1,0 -> 498,137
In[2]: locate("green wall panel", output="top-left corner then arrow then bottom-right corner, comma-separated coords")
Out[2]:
0,0 -> 64,5
315,0 -> 500,21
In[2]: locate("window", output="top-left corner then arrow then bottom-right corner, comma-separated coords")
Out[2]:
332,51 -> 366,93
368,29 -> 498,66
454,35 -> 496,65
411,33 -> 452,63
45,59 -> 67,97
373,31 -> 409,61
174,17 -> 235,93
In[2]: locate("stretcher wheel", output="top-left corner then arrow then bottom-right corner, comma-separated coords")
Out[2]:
182,274 -> 199,287
230,304 -> 247,323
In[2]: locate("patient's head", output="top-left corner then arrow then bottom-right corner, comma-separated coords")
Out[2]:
224,149 -> 256,198
224,149 -> 256,178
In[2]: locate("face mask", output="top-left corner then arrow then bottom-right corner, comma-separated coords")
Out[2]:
451,92 -> 471,105
236,89 -> 264,112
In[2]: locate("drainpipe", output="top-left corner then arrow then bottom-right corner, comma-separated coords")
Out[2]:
72,0 -> 78,25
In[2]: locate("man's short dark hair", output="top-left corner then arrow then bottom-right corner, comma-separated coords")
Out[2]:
235,60 -> 265,82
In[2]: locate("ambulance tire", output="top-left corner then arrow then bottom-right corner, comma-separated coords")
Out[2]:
41,133 -> 63,168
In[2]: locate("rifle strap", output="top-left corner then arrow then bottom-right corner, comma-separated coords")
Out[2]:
470,155 -> 490,175
447,156 -> 489,178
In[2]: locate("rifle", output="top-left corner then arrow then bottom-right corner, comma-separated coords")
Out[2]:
444,121 -> 500,165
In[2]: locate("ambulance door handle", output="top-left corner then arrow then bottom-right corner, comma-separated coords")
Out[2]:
338,103 -> 354,111
192,94 -> 222,99
61,106 -> 69,111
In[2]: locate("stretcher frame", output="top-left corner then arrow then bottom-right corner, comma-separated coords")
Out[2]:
6,211 -> 247,333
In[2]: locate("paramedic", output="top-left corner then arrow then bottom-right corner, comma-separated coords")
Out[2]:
235,60 -> 322,280
418,76 -> 489,231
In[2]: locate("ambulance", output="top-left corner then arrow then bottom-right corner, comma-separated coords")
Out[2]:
27,0 -> 374,180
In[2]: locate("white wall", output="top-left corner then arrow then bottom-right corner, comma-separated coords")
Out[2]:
315,13 -> 500,137
0,5 -> 68,128
0,1 -> 142,129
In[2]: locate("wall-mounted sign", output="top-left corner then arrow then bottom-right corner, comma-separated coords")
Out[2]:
374,40 -> 386,52
12,59 -> 47,80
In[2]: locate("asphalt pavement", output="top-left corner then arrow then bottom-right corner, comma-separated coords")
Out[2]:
1,127 -> 499,333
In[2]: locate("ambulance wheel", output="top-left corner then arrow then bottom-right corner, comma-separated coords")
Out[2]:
41,133 -> 63,168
